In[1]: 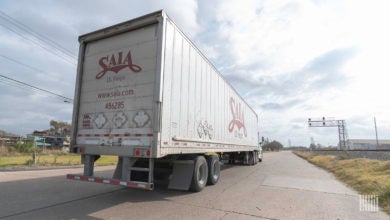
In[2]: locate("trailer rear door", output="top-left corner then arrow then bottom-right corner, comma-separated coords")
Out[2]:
75,24 -> 158,149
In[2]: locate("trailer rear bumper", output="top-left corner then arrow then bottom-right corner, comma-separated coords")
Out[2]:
66,174 -> 153,190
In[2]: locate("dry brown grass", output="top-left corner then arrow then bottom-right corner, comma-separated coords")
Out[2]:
294,151 -> 390,213
0,154 -> 118,167
0,145 -> 8,154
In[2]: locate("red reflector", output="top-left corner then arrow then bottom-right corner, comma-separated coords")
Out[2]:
124,133 -> 130,136
104,134 -> 110,137
114,134 -> 120,137
66,174 -> 74,179
94,178 -> 103,183
147,133 -> 153,136
85,134 -> 91,137
135,149 -> 140,156
79,148 -> 84,153
77,134 -> 82,137
146,150 -> 150,156
110,180 -> 120,185
127,182 -> 137,187
94,134 -> 100,137
163,141 -> 168,145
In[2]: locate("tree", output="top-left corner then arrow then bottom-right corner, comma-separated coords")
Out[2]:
49,120 -> 71,136
0,130 -> 18,137
262,140 -> 284,151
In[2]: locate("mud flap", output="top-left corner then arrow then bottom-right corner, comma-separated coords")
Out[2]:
168,160 -> 194,191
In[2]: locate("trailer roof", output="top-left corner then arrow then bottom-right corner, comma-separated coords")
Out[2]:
77,10 -> 258,119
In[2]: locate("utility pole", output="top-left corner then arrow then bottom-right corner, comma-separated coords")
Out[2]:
43,136 -> 46,153
33,137 -> 37,165
374,117 -> 379,149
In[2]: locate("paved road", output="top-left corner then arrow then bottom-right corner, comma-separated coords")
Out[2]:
0,151 -> 388,220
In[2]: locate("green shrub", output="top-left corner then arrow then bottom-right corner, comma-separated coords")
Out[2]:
14,142 -> 35,153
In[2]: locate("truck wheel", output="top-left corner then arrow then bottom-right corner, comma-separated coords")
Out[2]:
254,151 -> 258,165
248,151 -> 256,166
207,155 -> 220,185
190,156 -> 208,192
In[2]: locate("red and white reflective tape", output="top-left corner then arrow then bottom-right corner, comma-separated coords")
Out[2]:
162,142 -> 215,147
66,174 -> 153,190
77,133 -> 154,137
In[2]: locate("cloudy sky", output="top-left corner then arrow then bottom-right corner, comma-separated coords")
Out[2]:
0,0 -> 389,147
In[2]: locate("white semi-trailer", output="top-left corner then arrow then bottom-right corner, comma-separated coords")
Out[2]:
68,11 -> 260,191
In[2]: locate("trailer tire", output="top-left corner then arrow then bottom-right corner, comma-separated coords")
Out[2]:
248,151 -> 256,166
254,151 -> 258,165
207,156 -> 220,185
255,151 -> 258,165
190,156 -> 208,192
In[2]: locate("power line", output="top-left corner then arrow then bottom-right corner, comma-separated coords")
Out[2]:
0,10 -> 76,58
0,55 -> 73,103
0,10 -> 77,65
0,74 -> 73,103
0,54 -> 46,73
0,9 -> 77,59
0,77 -> 32,91
0,22 -> 76,65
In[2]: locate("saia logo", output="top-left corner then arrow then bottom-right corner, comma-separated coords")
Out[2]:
96,50 -> 142,79
228,97 -> 247,137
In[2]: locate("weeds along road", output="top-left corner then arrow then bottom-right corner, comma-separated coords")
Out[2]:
0,151 -> 388,220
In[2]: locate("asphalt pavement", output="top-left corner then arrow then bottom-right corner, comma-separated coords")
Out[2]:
0,151 -> 388,220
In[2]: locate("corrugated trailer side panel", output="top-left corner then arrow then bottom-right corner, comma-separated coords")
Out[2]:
159,17 -> 258,156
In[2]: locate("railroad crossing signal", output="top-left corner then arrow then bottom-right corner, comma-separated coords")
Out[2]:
308,117 -> 350,150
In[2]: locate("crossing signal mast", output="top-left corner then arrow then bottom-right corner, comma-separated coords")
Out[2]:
308,117 -> 350,150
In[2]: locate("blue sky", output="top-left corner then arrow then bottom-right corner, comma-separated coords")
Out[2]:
0,0 -> 389,147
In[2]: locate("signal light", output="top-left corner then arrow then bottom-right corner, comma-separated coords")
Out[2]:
133,149 -> 152,157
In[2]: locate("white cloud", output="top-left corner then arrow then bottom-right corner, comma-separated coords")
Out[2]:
194,0 -> 390,146
1,0 -> 390,147
0,0 -> 200,135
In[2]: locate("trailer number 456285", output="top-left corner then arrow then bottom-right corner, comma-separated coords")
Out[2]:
105,101 -> 124,110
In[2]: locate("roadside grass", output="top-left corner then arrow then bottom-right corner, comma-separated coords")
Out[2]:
0,154 -> 118,167
294,151 -> 390,214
